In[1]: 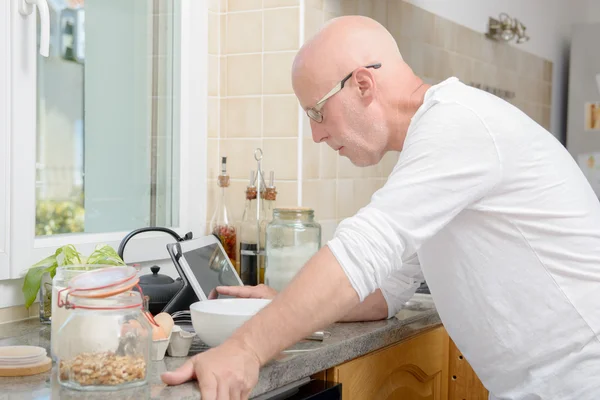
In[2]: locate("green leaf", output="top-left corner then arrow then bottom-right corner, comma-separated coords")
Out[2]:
56,244 -> 83,266
22,253 -> 58,309
86,244 -> 125,266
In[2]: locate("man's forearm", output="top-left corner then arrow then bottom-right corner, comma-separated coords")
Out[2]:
229,246 -> 360,366
340,289 -> 389,322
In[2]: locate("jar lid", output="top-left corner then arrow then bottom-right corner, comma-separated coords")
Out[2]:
57,266 -> 143,310
68,266 -> 139,298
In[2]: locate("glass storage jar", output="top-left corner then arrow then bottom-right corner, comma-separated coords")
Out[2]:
265,207 -> 321,292
55,267 -> 151,391
51,265 -> 113,361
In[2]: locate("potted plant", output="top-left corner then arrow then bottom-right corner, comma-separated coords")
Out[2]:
22,244 -> 126,323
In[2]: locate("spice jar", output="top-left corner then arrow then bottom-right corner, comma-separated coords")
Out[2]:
55,266 -> 151,391
265,208 -> 321,292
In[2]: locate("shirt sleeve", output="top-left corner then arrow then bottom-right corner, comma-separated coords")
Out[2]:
327,100 -> 502,303
380,253 -> 423,319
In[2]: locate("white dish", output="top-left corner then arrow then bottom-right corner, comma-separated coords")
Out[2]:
190,298 -> 271,347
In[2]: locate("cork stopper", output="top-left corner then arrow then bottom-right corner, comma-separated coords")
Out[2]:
217,156 -> 230,187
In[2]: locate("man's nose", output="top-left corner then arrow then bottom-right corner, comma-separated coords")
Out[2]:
310,119 -> 327,143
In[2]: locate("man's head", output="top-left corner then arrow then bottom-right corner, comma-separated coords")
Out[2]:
292,16 -> 427,166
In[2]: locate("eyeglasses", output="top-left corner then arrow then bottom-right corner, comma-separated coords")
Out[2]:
305,63 -> 382,123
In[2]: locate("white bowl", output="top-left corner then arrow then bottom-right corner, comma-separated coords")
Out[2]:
190,298 -> 271,347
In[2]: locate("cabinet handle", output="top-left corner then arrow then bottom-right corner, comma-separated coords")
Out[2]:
18,0 -> 50,57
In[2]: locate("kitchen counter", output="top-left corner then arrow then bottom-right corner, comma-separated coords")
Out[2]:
0,295 -> 440,399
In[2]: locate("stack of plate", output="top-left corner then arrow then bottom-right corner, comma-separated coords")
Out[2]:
0,346 -> 52,377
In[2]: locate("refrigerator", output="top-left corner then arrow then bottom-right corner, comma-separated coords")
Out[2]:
566,22 -> 600,197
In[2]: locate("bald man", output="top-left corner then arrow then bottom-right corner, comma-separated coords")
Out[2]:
162,16 -> 600,400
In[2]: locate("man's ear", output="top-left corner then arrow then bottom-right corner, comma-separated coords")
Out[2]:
353,68 -> 375,100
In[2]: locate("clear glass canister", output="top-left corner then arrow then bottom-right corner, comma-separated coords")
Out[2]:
55,267 -> 151,391
51,265 -> 113,361
265,207 -> 321,292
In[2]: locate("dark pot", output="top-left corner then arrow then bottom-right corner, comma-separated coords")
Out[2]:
137,266 -> 183,315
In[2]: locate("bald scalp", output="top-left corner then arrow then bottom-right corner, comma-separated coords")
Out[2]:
292,15 -> 404,104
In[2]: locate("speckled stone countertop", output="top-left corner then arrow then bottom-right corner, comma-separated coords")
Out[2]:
0,296 -> 440,399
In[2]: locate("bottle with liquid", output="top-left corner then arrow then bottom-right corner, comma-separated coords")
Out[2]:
210,157 -> 237,269
239,171 -> 262,286
259,171 -> 277,284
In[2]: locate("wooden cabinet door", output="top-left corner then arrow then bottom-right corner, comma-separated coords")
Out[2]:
327,326 -> 449,400
448,339 -> 489,400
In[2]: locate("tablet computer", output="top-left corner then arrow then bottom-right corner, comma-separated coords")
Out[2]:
167,235 -> 243,301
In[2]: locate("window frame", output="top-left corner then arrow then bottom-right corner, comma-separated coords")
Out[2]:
3,0 -> 208,280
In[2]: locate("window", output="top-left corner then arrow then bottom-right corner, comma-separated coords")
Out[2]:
2,0 -> 208,280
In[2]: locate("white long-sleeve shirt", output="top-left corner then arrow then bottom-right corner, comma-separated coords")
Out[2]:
328,77 -> 600,400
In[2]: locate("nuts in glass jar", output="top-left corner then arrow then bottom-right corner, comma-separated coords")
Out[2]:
59,351 -> 146,386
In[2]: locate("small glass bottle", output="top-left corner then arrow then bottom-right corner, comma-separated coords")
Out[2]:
265,208 -> 321,292
239,171 -> 261,286
258,171 -> 277,284
210,157 -> 237,269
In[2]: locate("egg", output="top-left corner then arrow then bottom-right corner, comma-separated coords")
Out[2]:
154,312 -> 175,338
152,323 -> 167,340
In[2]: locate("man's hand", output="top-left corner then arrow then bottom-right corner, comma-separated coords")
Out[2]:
161,339 -> 260,400
216,284 -> 278,300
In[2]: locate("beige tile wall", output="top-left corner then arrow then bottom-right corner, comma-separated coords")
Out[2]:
207,0 -> 301,232
207,0 -> 553,246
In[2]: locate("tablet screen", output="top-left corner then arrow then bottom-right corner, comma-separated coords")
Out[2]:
181,241 -> 242,298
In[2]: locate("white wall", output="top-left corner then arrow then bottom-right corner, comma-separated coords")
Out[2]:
581,0 -> 600,23
405,0 -> 587,142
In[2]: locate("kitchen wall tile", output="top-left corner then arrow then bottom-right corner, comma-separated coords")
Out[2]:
226,179 -> 249,223
208,12 -> 219,55
263,52 -> 296,94
228,0 -> 262,12
263,95 -> 299,137
541,106 -> 551,130
379,150 -> 399,177
262,138 -> 298,180
221,0 -> 227,12
543,61 -> 553,83
208,55 -> 219,96
320,145 -> 338,179
220,14 -> 227,52
542,83 -> 552,106
219,138 -> 263,179
274,180 -> 299,208
324,0 -> 341,13
208,97 -> 219,138
0,305 -> 29,324
371,0 -> 388,26
220,99 -> 227,139
340,0 -> 358,15
227,11 -> 262,54
325,10 -> 341,21
385,0 -> 402,42
264,8 -> 300,52
227,54 -> 262,96
336,179 -> 357,219
319,220 -> 338,246
303,137 -> 320,179
264,0 -> 299,7
224,97 -> 262,138
304,6 -> 325,42
336,151 -> 360,178
305,0 -> 323,9
207,139 -> 220,179
209,0 -> 220,12
220,56 -> 228,96
432,16 -> 455,51
302,180 -> 337,220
